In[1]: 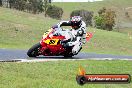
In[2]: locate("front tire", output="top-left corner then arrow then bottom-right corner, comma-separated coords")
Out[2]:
27,43 -> 41,57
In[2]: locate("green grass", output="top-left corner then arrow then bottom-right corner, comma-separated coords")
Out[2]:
53,0 -> 132,19
0,7 -> 59,49
82,28 -> 132,55
115,28 -> 132,34
0,60 -> 132,88
0,7 -> 132,55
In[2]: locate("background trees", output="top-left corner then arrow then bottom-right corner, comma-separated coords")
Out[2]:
94,7 -> 116,31
1,0 -> 63,19
46,5 -> 63,20
7,0 -> 44,14
0,0 -> 2,6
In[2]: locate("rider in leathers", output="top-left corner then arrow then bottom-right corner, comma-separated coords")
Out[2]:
52,16 -> 86,55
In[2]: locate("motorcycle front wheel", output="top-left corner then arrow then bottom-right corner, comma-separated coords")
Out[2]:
27,43 -> 41,57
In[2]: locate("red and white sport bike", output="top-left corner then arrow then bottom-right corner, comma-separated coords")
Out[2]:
27,28 -> 92,57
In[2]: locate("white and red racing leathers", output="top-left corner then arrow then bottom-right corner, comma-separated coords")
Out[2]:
54,20 -> 87,55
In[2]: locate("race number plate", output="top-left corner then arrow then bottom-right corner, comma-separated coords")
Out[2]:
44,39 -> 59,45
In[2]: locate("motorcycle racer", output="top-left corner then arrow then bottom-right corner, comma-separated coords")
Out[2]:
52,16 -> 87,55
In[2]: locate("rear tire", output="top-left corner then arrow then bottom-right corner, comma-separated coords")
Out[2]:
64,55 -> 73,58
27,43 -> 41,57
63,53 -> 73,58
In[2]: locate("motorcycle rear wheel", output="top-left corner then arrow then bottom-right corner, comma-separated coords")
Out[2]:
27,43 -> 41,57
63,53 -> 73,58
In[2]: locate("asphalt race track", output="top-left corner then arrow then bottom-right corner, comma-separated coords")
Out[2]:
0,49 -> 132,62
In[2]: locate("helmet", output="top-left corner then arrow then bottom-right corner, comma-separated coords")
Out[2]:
70,16 -> 82,29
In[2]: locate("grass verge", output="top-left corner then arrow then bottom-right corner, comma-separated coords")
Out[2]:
0,60 -> 132,88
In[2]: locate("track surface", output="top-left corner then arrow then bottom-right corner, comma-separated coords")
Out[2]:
0,49 -> 132,61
